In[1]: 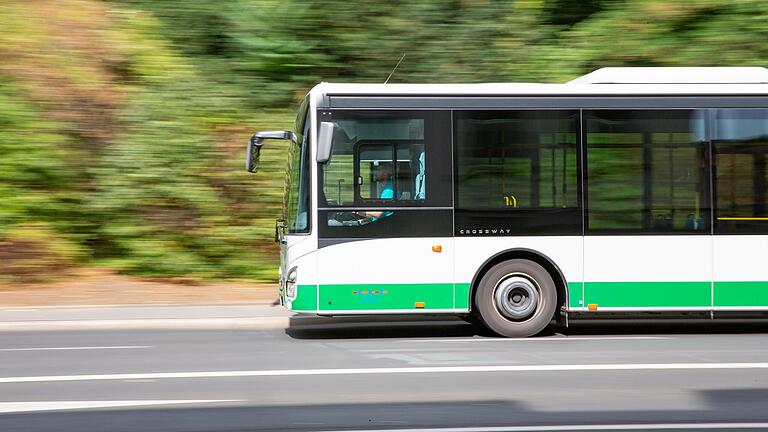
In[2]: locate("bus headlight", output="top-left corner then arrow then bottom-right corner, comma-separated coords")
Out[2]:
285,266 -> 298,300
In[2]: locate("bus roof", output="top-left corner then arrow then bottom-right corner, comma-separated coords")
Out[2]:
312,67 -> 768,98
568,67 -> 768,84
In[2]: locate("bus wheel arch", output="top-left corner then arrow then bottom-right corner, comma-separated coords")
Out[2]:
468,248 -> 567,327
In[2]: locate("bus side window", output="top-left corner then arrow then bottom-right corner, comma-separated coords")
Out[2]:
318,111 -> 451,237
714,108 -> 768,234
356,141 -> 425,203
358,145 -> 394,200
327,142 -> 426,227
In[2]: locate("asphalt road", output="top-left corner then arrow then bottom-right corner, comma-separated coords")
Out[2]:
1,309 -> 768,432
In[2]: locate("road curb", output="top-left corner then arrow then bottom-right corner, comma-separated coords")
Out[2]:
0,301 -> 277,310
0,317 -> 291,332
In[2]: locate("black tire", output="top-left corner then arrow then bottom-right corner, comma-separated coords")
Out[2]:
475,259 -> 557,338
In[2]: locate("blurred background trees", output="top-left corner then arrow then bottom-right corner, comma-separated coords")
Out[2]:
0,0 -> 766,283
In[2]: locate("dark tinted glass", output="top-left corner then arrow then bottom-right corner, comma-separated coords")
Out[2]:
317,110 -> 452,240
713,109 -> 768,234
454,110 -> 580,236
319,209 -> 452,239
585,110 -> 710,233
285,97 -> 310,234
319,111 -> 450,209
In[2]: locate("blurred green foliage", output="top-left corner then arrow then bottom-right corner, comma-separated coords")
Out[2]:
0,0 -> 766,282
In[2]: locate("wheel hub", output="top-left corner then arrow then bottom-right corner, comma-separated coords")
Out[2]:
493,274 -> 539,320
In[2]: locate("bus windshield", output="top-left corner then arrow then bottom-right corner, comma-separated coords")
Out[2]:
284,97 -> 311,234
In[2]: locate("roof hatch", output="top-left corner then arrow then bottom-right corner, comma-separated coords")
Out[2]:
568,67 -> 768,85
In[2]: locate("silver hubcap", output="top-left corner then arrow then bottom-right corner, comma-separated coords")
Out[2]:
493,274 -> 539,320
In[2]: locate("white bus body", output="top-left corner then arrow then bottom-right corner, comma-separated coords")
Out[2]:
248,67 -> 768,337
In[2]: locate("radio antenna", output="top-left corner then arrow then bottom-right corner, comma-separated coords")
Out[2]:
384,53 -> 406,84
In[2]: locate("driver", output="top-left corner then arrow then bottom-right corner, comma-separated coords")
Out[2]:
362,163 -> 394,220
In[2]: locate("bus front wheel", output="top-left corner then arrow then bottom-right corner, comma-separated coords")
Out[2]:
475,259 -> 556,338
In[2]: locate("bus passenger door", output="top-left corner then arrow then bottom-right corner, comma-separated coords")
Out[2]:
315,110 -> 457,314
583,110 -> 713,311
712,109 -> 768,309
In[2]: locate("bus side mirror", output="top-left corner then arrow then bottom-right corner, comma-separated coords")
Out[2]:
316,122 -> 336,163
246,130 -> 297,173
274,219 -> 286,244
245,135 -> 261,173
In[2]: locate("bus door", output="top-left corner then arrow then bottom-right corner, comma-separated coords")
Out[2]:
712,109 -> 768,309
583,110 -> 713,311
315,110 -> 457,314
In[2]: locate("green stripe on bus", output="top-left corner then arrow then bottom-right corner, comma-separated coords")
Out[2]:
319,283 -> 454,311
291,285 -> 318,311
568,282 -> 584,308
714,281 -> 768,307
584,281 -> 711,308
298,281 -> 768,312
455,283 -> 470,309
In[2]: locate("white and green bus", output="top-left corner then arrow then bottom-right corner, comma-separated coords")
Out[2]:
246,67 -> 768,337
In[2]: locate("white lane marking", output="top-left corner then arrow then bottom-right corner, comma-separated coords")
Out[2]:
310,423 -> 768,432
404,337 -> 671,343
356,348 -> 461,353
0,346 -> 151,352
0,400 -> 239,414
1,362 -> 767,384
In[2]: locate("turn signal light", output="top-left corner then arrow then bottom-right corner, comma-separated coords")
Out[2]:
587,303 -> 599,311
414,301 -> 425,308
432,245 -> 442,253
